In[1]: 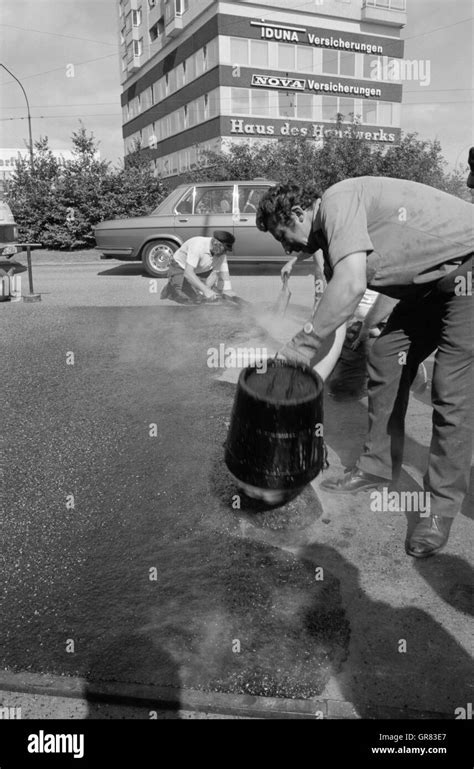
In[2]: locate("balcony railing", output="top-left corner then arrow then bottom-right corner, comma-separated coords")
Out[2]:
362,0 -> 406,25
363,0 -> 406,10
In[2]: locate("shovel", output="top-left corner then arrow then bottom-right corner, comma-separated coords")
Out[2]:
221,293 -> 251,308
272,273 -> 291,317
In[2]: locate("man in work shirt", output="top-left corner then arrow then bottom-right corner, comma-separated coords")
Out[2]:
256,177 -> 473,558
161,230 -> 236,304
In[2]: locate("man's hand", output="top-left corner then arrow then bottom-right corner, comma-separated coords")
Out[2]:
205,271 -> 218,289
350,323 -> 370,350
281,257 -> 297,281
203,288 -> 218,300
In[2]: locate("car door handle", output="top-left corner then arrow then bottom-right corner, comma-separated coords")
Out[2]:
239,217 -> 249,221
178,217 -> 188,222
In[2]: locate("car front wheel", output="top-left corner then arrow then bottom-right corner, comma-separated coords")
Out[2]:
141,239 -> 177,277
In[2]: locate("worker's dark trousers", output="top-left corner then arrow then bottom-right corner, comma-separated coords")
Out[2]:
165,261 -> 212,300
357,256 -> 473,518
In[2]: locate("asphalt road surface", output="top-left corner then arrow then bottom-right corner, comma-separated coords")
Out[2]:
1,256 -> 472,717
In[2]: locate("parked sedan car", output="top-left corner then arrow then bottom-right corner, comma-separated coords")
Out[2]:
94,179 -> 288,277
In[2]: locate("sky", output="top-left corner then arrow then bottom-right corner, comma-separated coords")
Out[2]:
0,0 -> 472,171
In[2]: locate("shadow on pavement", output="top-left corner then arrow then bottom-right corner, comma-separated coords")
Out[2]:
98,264 -> 148,277
84,640 -> 182,719
96,261 -> 316,279
413,554 -> 474,617
298,543 -> 473,717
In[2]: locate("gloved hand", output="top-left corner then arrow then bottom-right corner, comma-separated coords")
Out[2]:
278,322 -> 324,368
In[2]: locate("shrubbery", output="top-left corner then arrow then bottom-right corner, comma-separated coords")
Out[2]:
7,119 -> 468,250
184,118 -> 469,201
6,126 -> 168,250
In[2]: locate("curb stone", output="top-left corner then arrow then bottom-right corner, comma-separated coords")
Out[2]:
0,671 -> 454,720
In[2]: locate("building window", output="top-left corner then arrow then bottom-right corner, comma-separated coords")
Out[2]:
377,101 -> 393,125
154,77 -> 166,102
187,99 -> 197,128
176,0 -> 189,15
250,40 -> 268,68
163,115 -> 171,139
338,97 -> 354,121
169,153 -> 178,174
278,44 -> 295,71
231,87 -> 250,114
195,96 -> 206,123
207,88 -> 220,118
362,100 -> 377,124
250,89 -> 270,117
296,92 -> 314,120
177,107 -> 186,131
205,38 -> 219,70
176,62 -> 185,90
322,50 -> 338,75
149,19 -> 164,42
132,9 -> 142,27
363,55 -> 401,81
141,87 -> 153,111
322,95 -> 338,122
167,68 -> 177,94
364,54 -> 379,79
297,46 -> 314,73
186,53 -> 196,82
133,39 -> 142,57
230,37 -> 248,66
195,48 -> 205,78
340,51 -> 356,77
278,92 -> 295,118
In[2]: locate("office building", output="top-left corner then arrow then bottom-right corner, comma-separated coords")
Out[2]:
117,0 -> 407,179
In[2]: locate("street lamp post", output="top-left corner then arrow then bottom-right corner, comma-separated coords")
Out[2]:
0,62 -> 34,169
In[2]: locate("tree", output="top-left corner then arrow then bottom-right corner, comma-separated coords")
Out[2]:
183,118 -> 469,200
6,125 -> 169,249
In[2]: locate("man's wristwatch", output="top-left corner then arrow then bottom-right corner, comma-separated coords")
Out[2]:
279,321 -> 325,368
